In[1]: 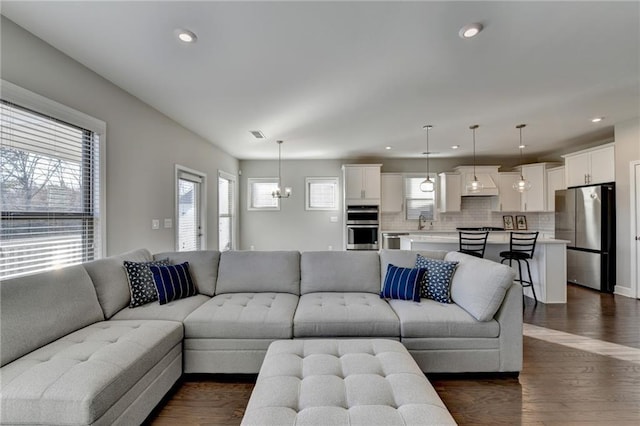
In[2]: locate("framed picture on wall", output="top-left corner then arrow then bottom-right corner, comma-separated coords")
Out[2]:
503,215 -> 514,230
516,215 -> 528,230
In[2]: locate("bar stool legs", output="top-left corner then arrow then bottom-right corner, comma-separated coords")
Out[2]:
501,257 -> 538,306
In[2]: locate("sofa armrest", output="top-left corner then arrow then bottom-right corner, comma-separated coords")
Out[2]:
494,282 -> 523,372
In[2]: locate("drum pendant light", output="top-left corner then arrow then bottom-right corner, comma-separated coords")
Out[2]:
420,124 -> 435,192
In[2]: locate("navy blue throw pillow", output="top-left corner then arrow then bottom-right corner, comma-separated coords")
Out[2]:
415,254 -> 458,303
149,262 -> 197,305
380,264 -> 426,302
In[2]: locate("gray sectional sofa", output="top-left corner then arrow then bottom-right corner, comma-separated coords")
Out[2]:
0,248 -> 521,425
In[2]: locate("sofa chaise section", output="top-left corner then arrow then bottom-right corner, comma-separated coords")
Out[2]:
0,265 -> 183,425
182,251 -> 301,373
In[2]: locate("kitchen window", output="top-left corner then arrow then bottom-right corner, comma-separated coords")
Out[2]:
247,178 -> 279,210
405,175 -> 437,220
305,177 -> 339,210
1,81 -> 105,279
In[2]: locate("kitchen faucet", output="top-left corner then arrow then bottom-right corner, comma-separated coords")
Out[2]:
418,214 -> 426,230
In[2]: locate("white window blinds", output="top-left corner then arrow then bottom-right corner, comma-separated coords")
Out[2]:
218,171 -> 235,251
248,178 -> 279,210
405,175 -> 436,220
1,99 -> 102,279
177,170 -> 202,252
306,177 -> 339,210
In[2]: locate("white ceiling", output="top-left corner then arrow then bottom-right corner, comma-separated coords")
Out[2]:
2,1 -> 638,160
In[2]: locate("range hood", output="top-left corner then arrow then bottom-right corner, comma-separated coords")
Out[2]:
454,166 -> 500,197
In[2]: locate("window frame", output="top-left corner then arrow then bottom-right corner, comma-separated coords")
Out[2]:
247,177 -> 280,211
218,170 -> 236,251
305,177 -> 339,211
404,173 -> 438,221
0,80 -> 106,278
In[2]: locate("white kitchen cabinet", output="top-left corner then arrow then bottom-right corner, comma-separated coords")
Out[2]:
515,163 -> 561,212
546,167 -> 565,212
381,173 -> 403,213
437,172 -> 461,212
492,173 -> 521,212
343,164 -> 382,204
563,143 -> 615,187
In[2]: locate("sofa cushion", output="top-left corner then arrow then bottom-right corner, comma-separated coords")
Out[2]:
294,293 -> 399,337
301,251 -> 380,294
124,259 -> 170,307
0,320 -> 182,425
154,250 -> 220,296
388,299 -> 500,338
111,294 -> 210,322
379,249 -> 447,289
444,251 -> 516,321
184,293 -> 299,339
0,265 -> 104,367
380,264 -> 424,302
216,251 -> 300,295
415,255 -> 458,303
84,248 -> 153,319
150,262 -> 197,304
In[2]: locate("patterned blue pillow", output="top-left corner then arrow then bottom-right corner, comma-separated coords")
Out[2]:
124,259 -> 170,307
149,262 -> 197,305
380,264 -> 426,302
415,254 -> 458,303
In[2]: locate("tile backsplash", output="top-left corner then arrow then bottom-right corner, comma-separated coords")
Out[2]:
381,197 -> 555,236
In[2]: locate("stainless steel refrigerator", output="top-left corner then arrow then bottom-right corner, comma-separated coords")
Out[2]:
555,183 -> 615,292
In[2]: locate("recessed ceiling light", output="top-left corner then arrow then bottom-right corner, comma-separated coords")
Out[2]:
591,117 -> 604,123
385,146 -> 392,150
250,130 -> 266,139
176,29 -> 197,43
459,23 -> 483,39
451,145 -> 460,150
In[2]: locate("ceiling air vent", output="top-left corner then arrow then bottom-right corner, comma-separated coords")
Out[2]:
250,130 -> 266,139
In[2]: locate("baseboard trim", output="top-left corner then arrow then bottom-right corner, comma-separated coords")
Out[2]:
614,286 -> 635,298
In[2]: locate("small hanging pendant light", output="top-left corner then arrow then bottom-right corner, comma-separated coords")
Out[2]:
466,124 -> 483,193
513,124 -> 532,193
272,140 -> 292,199
420,124 -> 435,192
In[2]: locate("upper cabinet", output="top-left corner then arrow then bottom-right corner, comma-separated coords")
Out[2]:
343,164 -> 382,205
438,172 -> 461,213
515,163 -> 561,212
381,173 -> 403,213
546,166 -> 566,212
563,143 -> 615,187
492,173 -> 521,212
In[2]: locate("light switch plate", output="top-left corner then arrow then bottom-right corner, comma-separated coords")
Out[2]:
164,218 -> 172,228
330,216 -> 338,223
151,219 -> 160,230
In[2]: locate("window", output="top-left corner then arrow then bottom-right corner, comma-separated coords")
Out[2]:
218,171 -> 235,251
1,82 -> 105,279
305,177 -> 339,210
405,175 -> 437,220
247,178 -> 279,210
176,166 -> 206,252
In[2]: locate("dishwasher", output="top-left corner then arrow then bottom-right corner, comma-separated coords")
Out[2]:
381,232 -> 409,249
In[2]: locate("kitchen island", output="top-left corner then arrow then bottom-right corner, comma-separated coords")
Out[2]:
400,233 -> 569,303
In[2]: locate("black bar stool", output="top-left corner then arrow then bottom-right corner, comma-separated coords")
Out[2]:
458,231 -> 489,258
500,232 -> 539,305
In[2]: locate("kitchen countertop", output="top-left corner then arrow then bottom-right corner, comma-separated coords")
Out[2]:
400,234 -> 569,244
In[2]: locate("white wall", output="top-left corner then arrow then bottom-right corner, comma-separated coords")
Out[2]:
239,160 -> 344,251
1,17 -> 239,255
614,118 -> 640,294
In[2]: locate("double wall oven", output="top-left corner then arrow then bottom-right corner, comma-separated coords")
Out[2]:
346,205 -> 379,250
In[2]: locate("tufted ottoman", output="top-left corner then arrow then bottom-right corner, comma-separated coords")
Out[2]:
241,339 -> 456,425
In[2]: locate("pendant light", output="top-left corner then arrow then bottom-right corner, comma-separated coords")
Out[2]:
420,124 -> 435,192
466,124 -> 483,193
513,124 -> 532,193
272,140 -> 292,198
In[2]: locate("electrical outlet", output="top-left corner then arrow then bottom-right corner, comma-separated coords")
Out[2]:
164,218 -> 172,228
330,216 -> 338,223
151,219 -> 160,230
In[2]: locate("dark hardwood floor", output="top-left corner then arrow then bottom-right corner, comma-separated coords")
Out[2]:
147,284 -> 640,425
